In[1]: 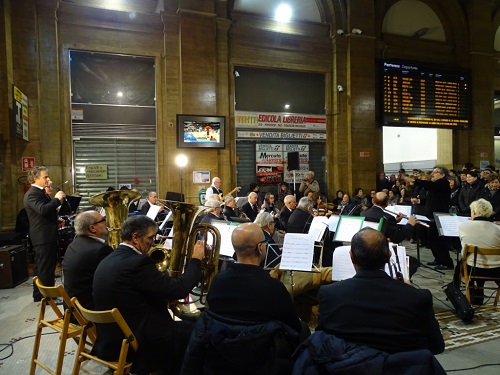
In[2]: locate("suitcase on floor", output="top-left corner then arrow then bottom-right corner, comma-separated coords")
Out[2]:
0,245 -> 29,288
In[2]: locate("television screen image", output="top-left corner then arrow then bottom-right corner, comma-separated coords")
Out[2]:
183,120 -> 220,143
177,114 -> 226,149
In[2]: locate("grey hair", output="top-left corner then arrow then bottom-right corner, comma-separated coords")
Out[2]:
121,215 -> 157,241
27,166 -> 48,184
73,211 -> 97,235
254,212 -> 274,227
284,194 -> 296,204
297,196 -> 313,210
470,198 -> 493,218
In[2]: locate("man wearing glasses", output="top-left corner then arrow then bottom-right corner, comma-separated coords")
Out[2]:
92,215 -> 205,375
206,223 -> 303,333
62,211 -> 112,310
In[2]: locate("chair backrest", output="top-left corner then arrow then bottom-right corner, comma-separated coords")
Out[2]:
462,244 -> 500,270
71,297 -> 138,352
33,276 -> 96,343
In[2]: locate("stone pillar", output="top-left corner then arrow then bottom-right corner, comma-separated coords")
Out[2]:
455,0 -> 495,168
332,0 -> 378,195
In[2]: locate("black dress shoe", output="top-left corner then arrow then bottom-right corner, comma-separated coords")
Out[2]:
434,264 -> 454,270
33,297 -> 42,302
427,261 -> 438,266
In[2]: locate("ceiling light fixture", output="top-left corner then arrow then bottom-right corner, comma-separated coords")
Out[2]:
275,3 -> 292,23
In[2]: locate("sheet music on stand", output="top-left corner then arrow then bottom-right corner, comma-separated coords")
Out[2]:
333,216 -> 384,242
279,233 -> 317,272
331,243 -> 409,281
210,221 -> 242,257
308,216 -> 329,242
434,213 -> 470,237
158,210 -> 173,232
146,204 -> 162,220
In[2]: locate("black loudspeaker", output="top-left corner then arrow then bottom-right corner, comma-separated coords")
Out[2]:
0,245 -> 29,289
287,151 -> 300,171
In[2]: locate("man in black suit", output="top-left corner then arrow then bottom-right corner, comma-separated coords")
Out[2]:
222,195 -> 238,220
62,211 -> 112,310
23,166 -> 66,302
278,194 -> 297,231
287,196 -> 314,234
361,191 -> 417,244
317,228 -> 444,355
406,166 -> 454,270
240,192 -> 259,222
254,212 -> 281,268
92,215 -> 204,375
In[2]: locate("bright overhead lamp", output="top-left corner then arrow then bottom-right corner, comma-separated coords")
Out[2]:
275,3 -> 292,23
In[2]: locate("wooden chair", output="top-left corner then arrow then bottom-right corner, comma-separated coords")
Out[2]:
461,244 -> 500,306
30,277 -> 96,375
71,297 -> 138,375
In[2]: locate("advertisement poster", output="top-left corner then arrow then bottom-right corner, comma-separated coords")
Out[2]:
13,85 -> 29,141
255,144 -> 284,183
254,144 -> 310,183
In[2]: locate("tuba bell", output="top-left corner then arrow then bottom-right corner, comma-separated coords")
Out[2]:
162,200 -> 221,320
89,190 -> 141,249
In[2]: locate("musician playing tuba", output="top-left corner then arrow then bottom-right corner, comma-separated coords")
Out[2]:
92,215 -> 205,375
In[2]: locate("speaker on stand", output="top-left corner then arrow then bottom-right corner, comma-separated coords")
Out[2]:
287,152 -> 300,196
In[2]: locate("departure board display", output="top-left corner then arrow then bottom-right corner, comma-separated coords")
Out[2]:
382,60 -> 470,129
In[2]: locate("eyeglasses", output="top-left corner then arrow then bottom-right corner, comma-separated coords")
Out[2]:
92,218 -> 107,225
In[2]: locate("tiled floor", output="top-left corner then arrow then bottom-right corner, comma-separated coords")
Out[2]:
0,240 -> 499,374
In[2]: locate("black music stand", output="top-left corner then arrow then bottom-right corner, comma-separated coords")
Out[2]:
58,196 -> 82,216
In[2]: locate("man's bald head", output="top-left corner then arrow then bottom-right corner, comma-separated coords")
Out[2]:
231,223 -> 265,259
350,228 -> 390,270
372,192 -> 389,208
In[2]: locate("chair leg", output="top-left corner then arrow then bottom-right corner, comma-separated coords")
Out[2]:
30,301 -> 47,375
55,314 -> 72,375
71,330 -> 88,375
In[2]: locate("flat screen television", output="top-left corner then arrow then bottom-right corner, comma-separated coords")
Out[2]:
380,59 -> 471,129
176,114 -> 226,149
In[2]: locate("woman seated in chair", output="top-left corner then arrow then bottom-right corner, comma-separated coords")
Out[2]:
458,198 -> 500,305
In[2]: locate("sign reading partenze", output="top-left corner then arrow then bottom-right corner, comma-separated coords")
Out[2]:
13,85 -> 29,141
85,165 -> 108,180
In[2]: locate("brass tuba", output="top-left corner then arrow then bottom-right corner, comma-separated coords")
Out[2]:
162,200 -> 221,320
89,190 -> 141,249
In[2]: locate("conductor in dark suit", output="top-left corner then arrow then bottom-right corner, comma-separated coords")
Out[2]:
361,191 -> 417,244
92,215 -> 205,375
62,211 -> 112,310
23,166 -> 66,302
240,192 -> 259,222
317,228 -> 444,355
